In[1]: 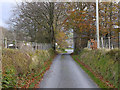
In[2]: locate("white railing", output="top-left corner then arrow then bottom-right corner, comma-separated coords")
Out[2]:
2,38 -> 52,51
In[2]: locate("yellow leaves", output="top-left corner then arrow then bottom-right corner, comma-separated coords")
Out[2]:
56,31 -> 65,40
55,31 -> 68,48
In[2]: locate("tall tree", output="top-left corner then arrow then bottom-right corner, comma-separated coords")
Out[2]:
63,2 -> 96,53
10,2 -> 67,50
63,2 -> 119,52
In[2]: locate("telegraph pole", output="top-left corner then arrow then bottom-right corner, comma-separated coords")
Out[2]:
118,2 -> 120,90
0,26 -> 2,89
96,0 -> 100,49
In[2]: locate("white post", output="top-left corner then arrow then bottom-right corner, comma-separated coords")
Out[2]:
101,37 -> 104,48
111,44 -> 113,49
118,32 -> 120,49
36,43 -> 37,50
4,38 -> 7,48
96,0 -> 100,49
108,37 -> 110,49
15,40 -> 17,49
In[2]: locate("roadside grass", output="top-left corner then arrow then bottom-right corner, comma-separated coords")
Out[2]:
2,48 -> 55,88
72,48 -> 119,89
72,56 -> 109,88
28,59 -> 53,88
56,48 -> 67,53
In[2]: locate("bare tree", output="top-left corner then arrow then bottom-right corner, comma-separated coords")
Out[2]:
10,2 -> 68,50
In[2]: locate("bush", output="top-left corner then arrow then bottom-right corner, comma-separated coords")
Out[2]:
75,49 -> 119,88
2,48 -> 55,88
106,49 -> 120,61
2,49 -> 32,75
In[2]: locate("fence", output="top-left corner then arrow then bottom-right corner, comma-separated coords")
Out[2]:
31,42 -> 52,50
87,36 -> 120,49
2,38 -> 52,51
100,36 -> 119,49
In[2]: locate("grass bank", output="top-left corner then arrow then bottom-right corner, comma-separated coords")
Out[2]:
72,48 -> 119,88
2,48 -> 56,88
56,48 -> 67,53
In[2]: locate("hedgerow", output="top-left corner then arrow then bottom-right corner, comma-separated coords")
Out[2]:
72,48 -> 119,88
2,48 -> 55,88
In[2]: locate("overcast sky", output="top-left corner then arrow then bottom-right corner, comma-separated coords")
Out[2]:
0,0 -> 17,28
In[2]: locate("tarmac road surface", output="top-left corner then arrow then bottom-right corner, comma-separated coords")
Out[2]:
39,54 -> 98,88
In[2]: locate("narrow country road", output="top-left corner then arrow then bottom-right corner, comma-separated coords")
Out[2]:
39,54 -> 98,88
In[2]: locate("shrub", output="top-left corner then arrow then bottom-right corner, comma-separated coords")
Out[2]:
106,49 -> 120,61
2,48 -> 55,88
76,49 -> 119,88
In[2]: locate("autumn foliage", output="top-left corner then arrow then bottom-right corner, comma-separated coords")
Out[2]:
63,2 -> 119,52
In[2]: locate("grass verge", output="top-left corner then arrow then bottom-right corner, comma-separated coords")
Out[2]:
72,48 -> 119,89
2,48 -> 56,88
71,49 -> 120,88
72,56 -> 109,88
